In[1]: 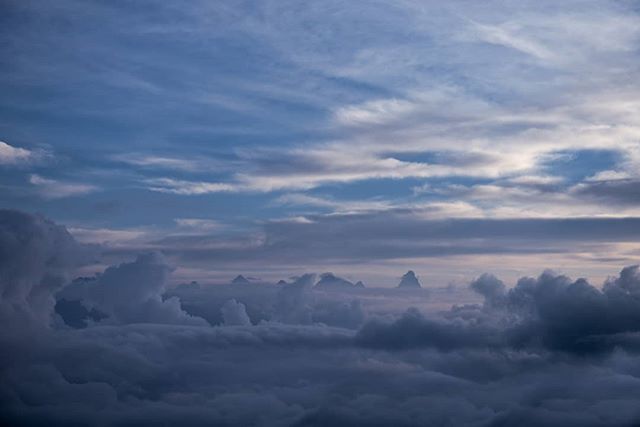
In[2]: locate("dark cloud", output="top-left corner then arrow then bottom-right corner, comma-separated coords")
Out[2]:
0,209 -> 84,332
131,213 -> 640,271
5,209 -> 640,426
221,299 -> 251,326
469,273 -> 506,306
573,178 -> 640,205
357,266 -> 640,356
357,307 -> 501,351
57,252 -> 207,326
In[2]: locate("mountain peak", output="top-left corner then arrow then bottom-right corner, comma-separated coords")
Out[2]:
398,271 -> 421,288
314,272 -> 354,289
231,275 -> 251,285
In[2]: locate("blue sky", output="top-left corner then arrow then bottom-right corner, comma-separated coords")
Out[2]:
2,0 -> 640,285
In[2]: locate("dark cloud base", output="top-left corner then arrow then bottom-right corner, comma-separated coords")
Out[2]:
4,209 -> 640,426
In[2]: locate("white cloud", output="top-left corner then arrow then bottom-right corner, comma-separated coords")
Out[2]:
469,21 -> 557,61
175,218 -> 223,232
275,193 -> 393,214
335,98 -> 416,126
586,170 -> 631,182
29,174 -> 98,199
0,141 -> 38,165
144,177 -> 237,195
113,154 -> 201,171
68,227 -> 149,245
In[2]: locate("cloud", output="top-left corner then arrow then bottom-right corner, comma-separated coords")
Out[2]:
6,210 -> 640,425
469,21 -> 557,61
103,207 -> 640,285
0,141 -> 36,165
144,177 -> 238,195
165,272 -> 368,329
334,97 -> 417,126
275,193 -> 394,214
0,209 -> 84,330
469,273 -> 506,306
273,274 -> 316,325
357,265 -> 640,355
112,154 -> 202,171
174,218 -> 223,232
356,307 -> 501,351
571,178 -> 640,206
221,299 -> 251,326
29,174 -> 98,199
57,252 -> 207,326
68,226 -> 149,246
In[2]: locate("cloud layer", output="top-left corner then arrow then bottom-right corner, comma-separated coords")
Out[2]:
2,210 -> 640,426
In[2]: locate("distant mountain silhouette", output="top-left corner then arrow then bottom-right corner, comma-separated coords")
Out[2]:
314,272 -> 355,290
231,275 -> 251,285
397,271 -> 421,288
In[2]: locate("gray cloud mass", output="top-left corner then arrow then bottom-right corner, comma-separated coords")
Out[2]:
2,209 -> 640,426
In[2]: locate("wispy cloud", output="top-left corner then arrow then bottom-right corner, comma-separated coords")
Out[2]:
0,141 -> 49,166
68,226 -> 149,245
113,154 -> 202,172
29,174 -> 98,199
144,178 -> 238,195
2,0 -> 640,283
175,218 -> 223,232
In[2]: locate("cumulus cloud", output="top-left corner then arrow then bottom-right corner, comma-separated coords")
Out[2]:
469,273 -> 506,306
357,265 -> 640,356
7,209 -> 640,426
273,274 -> 316,325
221,299 -> 251,326
58,252 -> 206,326
0,209 -> 84,330
165,272 -> 370,330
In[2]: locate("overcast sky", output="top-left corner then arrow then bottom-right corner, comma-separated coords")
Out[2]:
2,0 -> 640,285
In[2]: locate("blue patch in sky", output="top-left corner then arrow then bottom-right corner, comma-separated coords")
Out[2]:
541,150 -> 623,183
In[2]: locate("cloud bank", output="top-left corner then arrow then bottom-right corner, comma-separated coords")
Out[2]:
2,209 -> 640,426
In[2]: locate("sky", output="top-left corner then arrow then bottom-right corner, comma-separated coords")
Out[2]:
2,0 -> 640,286
4,2 -> 640,425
